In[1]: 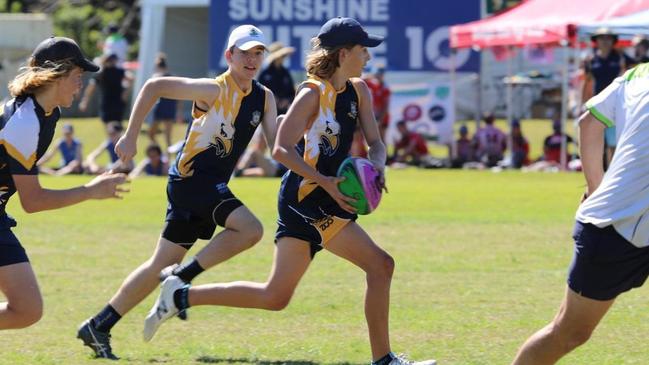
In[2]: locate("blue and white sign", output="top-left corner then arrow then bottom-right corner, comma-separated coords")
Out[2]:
209,0 -> 480,72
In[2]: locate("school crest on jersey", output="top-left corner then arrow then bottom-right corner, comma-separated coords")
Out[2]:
210,120 -> 235,157
348,101 -> 358,120
318,119 -> 340,156
250,110 -> 261,127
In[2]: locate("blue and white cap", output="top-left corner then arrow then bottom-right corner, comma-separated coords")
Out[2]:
227,25 -> 267,50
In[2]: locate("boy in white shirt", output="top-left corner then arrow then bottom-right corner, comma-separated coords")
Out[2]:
512,64 -> 649,364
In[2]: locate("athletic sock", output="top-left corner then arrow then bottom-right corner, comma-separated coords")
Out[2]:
372,352 -> 395,365
91,304 -> 122,333
172,259 -> 205,283
173,286 -> 190,311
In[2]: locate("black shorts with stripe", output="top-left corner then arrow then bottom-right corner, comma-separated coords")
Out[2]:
275,174 -> 357,257
163,178 -> 243,247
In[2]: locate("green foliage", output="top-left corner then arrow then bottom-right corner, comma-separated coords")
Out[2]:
0,0 -> 140,60
52,1 -> 133,59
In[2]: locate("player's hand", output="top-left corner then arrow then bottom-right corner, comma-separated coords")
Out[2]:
78,100 -> 88,112
85,172 -> 130,200
115,134 -> 137,163
372,162 -> 388,194
319,175 -> 357,214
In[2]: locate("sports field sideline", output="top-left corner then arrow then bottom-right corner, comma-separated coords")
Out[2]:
3,166 -> 648,364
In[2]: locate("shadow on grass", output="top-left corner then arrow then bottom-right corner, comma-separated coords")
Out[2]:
196,356 -> 364,365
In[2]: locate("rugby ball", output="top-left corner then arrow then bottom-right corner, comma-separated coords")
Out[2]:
336,157 -> 382,215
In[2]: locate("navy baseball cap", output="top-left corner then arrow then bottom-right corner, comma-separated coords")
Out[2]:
317,17 -> 384,49
32,37 -> 99,72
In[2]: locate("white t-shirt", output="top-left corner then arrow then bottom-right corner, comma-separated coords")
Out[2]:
103,34 -> 128,65
576,64 -> 649,248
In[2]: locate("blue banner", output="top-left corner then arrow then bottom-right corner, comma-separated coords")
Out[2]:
209,0 -> 480,73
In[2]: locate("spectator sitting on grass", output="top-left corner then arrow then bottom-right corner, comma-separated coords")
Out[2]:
473,113 -> 507,167
392,121 -> 435,167
510,119 -> 530,168
451,124 -> 474,168
85,121 -> 133,174
129,144 -> 169,179
37,123 -> 84,176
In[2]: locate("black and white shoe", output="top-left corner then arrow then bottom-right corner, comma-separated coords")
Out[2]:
77,319 -> 118,360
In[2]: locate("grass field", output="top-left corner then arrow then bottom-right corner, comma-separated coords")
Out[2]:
3,167 -> 649,365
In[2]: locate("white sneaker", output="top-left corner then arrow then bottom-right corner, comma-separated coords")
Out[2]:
387,353 -> 437,365
143,275 -> 186,342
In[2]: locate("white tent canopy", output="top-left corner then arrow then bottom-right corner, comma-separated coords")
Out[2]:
578,9 -> 649,38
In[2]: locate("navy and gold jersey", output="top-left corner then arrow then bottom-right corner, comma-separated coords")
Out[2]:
169,71 -> 266,183
0,95 -> 59,225
275,76 -> 362,253
284,76 -> 361,203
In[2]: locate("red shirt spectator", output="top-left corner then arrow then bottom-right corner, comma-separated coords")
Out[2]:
393,121 -> 429,165
544,120 -> 574,163
364,65 -> 390,132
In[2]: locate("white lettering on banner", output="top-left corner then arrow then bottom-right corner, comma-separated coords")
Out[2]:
405,26 -> 472,71
405,27 -> 423,69
250,0 -> 271,20
349,0 -> 369,20
229,0 -> 247,20
295,0 -> 313,21
272,0 -> 292,20
227,0 -> 389,22
371,0 -> 389,21
314,0 -> 335,20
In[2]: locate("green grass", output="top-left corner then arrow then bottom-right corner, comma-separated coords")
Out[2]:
3,168 -> 649,364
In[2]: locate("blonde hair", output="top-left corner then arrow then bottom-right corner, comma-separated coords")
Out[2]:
305,38 -> 354,79
8,58 -> 76,97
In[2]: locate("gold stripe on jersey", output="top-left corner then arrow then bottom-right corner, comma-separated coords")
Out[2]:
1,140 -> 36,170
176,71 -> 251,177
298,76 -> 341,202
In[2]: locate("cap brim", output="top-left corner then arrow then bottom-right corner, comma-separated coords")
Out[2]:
78,58 -> 100,72
237,41 -> 267,51
361,34 -> 384,48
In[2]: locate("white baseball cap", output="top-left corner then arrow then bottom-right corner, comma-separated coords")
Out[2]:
227,25 -> 267,51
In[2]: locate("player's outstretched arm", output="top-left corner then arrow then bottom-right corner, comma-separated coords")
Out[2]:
578,111 -> 606,196
272,86 -> 356,213
352,78 -> 386,172
13,173 -> 129,213
116,77 -> 220,162
260,87 -> 278,151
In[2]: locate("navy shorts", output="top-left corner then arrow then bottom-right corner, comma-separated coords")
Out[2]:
568,221 -> 649,301
153,98 -> 177,120
276,190 -> 357,258
0,229 -> 28,267
162,179 -> 243,247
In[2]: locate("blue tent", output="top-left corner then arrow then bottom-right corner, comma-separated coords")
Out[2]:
579,9 -> 649,38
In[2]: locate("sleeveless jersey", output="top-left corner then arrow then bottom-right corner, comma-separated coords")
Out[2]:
284,76 -> 360,203
169,71 -> 266,183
